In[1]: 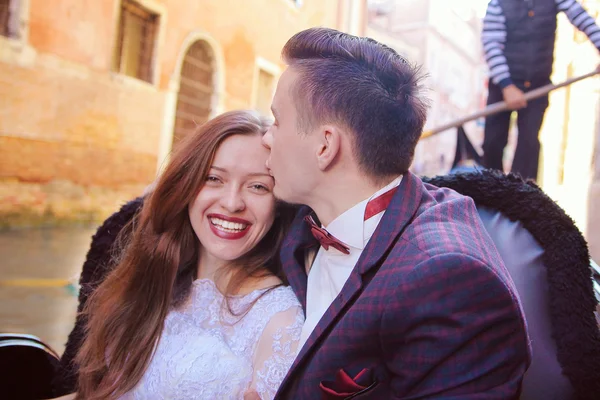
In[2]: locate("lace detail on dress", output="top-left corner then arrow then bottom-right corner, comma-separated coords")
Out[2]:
119,279 -> 303,400
253,309 -> 304,399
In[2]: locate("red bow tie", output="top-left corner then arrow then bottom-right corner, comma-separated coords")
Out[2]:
305,186 -> 398,254
304,215 -> 351,254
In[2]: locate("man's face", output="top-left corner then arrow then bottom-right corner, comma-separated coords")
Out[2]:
262,67 -> 320,204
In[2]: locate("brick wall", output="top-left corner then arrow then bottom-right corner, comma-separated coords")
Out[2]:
0,0 -> 340,227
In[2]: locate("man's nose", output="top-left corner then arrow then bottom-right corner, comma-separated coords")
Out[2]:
262,130 -> 273,150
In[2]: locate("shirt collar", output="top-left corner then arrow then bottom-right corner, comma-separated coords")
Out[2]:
324,175 -> 403,251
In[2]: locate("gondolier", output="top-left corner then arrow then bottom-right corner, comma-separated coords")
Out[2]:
481,0 -> 600,180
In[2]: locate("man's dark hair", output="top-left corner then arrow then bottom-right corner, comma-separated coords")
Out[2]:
282,27 -> 429,178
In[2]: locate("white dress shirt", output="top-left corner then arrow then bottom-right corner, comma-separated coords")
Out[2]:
298,176 -> 403,349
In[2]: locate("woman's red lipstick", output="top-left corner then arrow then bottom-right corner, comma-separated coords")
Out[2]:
207,214 -> 251,240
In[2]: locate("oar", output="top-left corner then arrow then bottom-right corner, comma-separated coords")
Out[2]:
421,70 -> 599,139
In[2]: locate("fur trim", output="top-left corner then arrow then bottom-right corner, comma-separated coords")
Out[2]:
424,170 -> 600,399
53,197 -> 144,395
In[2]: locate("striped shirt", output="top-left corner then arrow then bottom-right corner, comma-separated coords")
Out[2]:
482,0 -> 600,87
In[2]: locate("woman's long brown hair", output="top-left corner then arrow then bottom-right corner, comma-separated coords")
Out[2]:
74,110 -> 295,400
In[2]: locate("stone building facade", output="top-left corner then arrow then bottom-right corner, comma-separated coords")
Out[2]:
0,0 -> 366,227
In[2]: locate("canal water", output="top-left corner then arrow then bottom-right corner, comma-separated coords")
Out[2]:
0,225 -> 98,355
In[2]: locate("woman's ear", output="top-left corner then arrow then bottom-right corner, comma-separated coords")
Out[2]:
143,180 -> 157,196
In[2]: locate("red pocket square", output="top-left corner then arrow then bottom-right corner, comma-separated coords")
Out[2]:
319,368 -> 375,399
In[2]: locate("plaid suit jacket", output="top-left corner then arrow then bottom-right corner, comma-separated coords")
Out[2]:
275,172 -> 531,399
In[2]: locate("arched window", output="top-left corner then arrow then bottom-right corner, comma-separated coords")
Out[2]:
172,40 -> 215,148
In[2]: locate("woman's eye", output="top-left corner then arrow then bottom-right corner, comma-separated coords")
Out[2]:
206,176 -> 220,183
252,184 -> 269,192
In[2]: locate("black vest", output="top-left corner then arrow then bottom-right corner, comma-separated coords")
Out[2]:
499,0 -> 557,83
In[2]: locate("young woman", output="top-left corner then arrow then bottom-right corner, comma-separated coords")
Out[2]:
64,110 -> 303,399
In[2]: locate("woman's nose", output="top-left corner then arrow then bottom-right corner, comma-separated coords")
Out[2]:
221,187 -> 245,213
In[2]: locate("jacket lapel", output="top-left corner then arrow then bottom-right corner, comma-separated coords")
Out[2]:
354,172 -> 424,277
281,206 -> 315,311
279,172 -> 425,393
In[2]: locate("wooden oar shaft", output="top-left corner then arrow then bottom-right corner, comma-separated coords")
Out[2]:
420,70 -> 599,139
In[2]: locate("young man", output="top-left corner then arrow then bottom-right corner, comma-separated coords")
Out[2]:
482,0 -> 600,180
263,28 -> 530,399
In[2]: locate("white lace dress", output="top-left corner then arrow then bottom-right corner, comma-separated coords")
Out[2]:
120,279 -> 304,400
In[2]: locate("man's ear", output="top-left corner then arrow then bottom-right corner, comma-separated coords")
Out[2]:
316,125 -> 342,171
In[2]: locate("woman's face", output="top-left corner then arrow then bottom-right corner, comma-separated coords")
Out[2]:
189,133 -> 276,265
